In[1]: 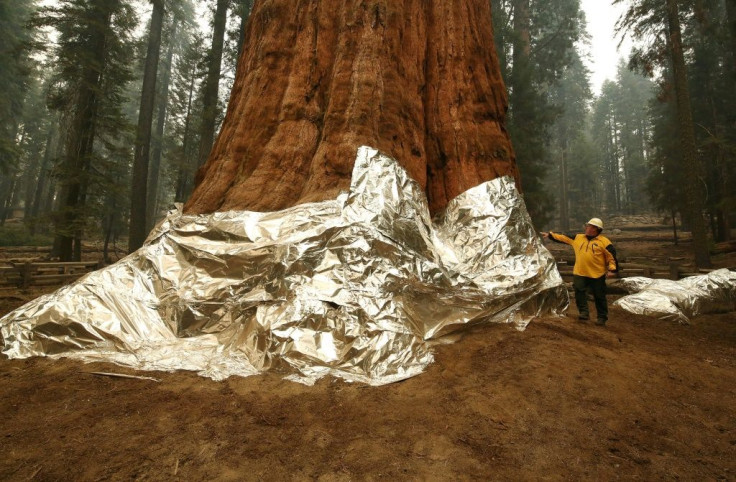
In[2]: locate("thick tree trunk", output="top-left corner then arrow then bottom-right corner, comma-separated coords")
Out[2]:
129,0 -> 164,252
185,0 -> 519,216
665,0 -> 711,268
512,0 -> 531,58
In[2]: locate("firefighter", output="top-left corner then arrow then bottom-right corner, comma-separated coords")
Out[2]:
541,218 -> 618,326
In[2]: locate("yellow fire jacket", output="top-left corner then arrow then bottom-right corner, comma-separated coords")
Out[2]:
548,232 -> 618,278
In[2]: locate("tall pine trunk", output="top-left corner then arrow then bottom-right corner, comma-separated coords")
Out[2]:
611,113 -> 623,212
727,0 -> 736,82
174,72 -> 197,203
186,0 -> 519,216
22,129 -> 47,225
665,0 -> 711,268
559,142 -> 570,231
196,0 -> 229,168
0,177 -> 16,225
147,18 -> 178,232
29,125 -> 57,235
129,0 -> 165,252
0,122 -> 21,225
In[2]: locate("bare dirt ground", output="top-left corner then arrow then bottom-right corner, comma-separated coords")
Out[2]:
1,224 -> 735,480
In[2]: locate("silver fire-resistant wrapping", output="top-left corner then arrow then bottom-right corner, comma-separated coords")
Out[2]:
1,147 -> 567,385
612,268 -> 736,324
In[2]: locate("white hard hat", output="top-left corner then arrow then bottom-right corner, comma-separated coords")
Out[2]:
586,217 -> 604,230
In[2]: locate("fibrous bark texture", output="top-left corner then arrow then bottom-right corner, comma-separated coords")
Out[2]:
185,0 -> 519,215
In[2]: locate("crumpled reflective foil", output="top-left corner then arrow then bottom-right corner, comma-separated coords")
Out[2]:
612,268 -> 736,324
1,146 -> 567,385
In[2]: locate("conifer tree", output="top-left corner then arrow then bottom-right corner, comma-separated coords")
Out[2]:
0,0 -> 35,175
169,31 -> 206,203
548,52 -> 593,230
130,0 -> 165,252
40,0 -> 137,260
617,0 -> 712,267
195,0 -> 229,169
491,0 -> 586,226
687,0 -> 735,241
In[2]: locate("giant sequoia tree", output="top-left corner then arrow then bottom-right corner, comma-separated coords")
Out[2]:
185,1 -> 519,216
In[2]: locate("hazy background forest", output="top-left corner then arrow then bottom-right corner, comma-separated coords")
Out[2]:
1,0 -> 734,263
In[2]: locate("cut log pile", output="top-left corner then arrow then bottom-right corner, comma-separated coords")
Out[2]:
554,258 -> 712,281
713,240 -> 736,254
0,260 -> 103,288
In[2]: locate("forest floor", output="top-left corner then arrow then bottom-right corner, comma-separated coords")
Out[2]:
1,217 -> 735,480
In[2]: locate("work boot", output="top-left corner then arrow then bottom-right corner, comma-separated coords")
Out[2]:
578,315 -> 589,322
595,318 -> 607,326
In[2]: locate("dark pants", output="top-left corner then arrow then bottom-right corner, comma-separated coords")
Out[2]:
573,275 -> 608,321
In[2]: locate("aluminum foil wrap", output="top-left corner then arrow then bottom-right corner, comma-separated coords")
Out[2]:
612,268 -> 736,324
1,146 -> 567,385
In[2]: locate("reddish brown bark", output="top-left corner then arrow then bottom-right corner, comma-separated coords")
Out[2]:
185,0 -> 519,216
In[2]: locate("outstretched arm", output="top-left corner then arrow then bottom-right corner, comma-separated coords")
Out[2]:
542,231 -> 574,246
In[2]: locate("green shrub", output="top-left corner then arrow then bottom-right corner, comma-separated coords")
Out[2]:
0,224 -> 54,247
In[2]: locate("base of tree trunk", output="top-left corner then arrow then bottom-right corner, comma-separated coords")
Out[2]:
185,0 -> 519,216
